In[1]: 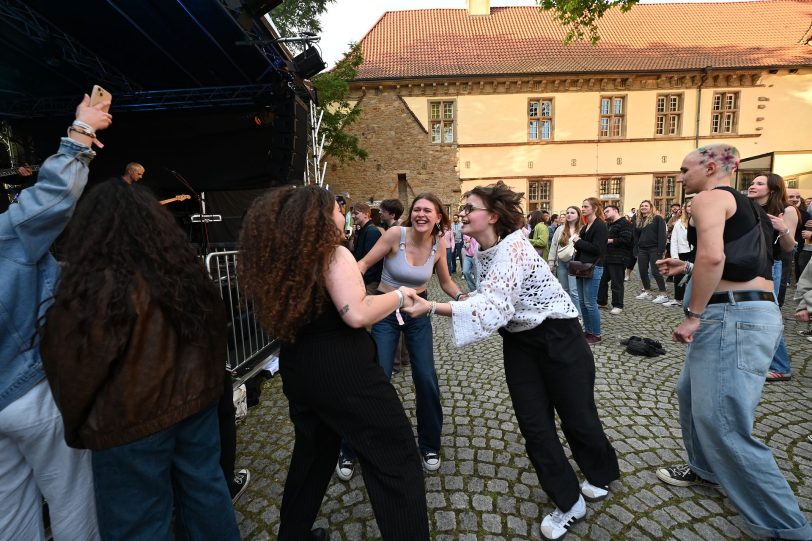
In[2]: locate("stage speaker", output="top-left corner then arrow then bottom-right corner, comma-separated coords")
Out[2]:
242,0 -> 283,17
266,89 -> 308,185
292,47 -> 327,79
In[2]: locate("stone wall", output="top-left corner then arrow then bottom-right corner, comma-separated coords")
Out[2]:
325,91 -> 461,212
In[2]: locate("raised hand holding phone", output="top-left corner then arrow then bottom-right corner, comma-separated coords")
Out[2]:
69,90 -> 112,149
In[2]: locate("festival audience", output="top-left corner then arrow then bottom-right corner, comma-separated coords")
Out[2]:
239,185 -> 430,540
404,182 -> 619,541
0,94 -> 108,541
747,173 -> 797,382
41,179 -> 240,540
573,197 -> 608,345
633,200 -> 669,304
548,206 -> 582,315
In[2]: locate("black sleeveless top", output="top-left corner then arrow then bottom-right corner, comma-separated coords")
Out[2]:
687,186 -> 772,281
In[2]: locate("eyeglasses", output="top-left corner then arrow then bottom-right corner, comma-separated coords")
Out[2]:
459,204 -> 489,214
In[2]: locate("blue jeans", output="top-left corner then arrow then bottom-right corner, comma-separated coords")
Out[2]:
91,403 -> 239,541
372,311 -> 442,454
677,289 -> 812,540
577,266 -> 604,336
769,259 -> 791,374
446,248 -> 455,273
555,262 -> 581,316
462,255 -> 477,292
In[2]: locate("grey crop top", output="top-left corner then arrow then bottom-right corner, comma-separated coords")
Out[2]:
379,227 -> 439,289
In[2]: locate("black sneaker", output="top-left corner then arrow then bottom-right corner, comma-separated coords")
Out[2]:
231,469 -> 251,504
656,464 -> 718,488
335,453 -> 355,481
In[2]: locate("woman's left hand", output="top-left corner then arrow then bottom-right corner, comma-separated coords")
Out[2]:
766,212 -> 786,232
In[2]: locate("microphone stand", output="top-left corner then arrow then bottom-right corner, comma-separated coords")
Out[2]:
165,168 -> 221,255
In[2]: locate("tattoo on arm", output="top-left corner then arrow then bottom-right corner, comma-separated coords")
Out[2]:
339,304 -> 350,316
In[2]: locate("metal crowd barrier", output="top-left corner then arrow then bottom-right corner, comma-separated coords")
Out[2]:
205,249 -> 278,386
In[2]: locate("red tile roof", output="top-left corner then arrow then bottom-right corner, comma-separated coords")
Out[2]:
354,1 -> 812,80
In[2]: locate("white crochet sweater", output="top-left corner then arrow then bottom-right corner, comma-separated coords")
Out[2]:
450,230 -> 579,346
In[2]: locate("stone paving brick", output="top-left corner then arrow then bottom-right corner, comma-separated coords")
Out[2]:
234,276 -> 811,539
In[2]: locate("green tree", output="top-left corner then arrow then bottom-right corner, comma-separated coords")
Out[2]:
270,0 -> 335,46
312,44 -> 368,163
538,0 -> 639,44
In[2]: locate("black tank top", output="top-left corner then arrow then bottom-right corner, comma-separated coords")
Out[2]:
687,186 -> 772,281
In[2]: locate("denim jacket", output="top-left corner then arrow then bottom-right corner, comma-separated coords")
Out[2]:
0,138 -> 95,412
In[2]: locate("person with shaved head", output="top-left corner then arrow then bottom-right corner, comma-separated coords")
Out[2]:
653,144 -> 812,540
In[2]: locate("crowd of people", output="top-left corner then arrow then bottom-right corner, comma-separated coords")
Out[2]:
1,93 -> 810,541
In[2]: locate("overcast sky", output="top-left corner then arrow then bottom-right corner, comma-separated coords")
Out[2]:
315,0 -> 760,67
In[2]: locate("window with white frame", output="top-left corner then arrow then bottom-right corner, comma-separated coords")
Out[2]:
527,179 -> 551,211
599,177 -> 623,210
656,93 -> 682,136
711,92 -> 739,134
599,96 -> 625,137
528,98 -> 553,141
430,100 -> 455,144
653,175 -> 681,213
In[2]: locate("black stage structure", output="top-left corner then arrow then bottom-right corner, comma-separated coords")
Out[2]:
0,0 -> 319,248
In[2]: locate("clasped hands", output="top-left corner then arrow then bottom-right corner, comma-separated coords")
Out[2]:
397,286 -> 433,317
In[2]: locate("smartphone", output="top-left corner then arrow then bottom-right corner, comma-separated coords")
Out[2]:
89,85 -> 112,112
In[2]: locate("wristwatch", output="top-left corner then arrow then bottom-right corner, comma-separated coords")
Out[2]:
684,307 -> 703,319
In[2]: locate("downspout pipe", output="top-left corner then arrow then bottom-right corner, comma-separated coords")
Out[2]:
695,66 -> 711,150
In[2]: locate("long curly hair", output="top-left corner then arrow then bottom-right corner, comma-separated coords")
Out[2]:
50,180 -> 219,345
465,181 -> 526,239
238,185 -> 343,342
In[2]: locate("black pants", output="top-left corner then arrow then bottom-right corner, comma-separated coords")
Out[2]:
218,371 -> 237,496
597,263 -> 626,308
637,247 -> 666,291
277,330 -> 429,541
673,252 -> 692,302
499,319 -> 619,511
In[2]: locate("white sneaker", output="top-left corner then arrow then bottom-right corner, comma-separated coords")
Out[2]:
652,295 -> 669,304
580,480 -> 609,502
540,495 -> 586,540
609,307 -> 623,315
421,451 -> 441,472
635,291 -> 653,300
662,299 -> 681,307
335,454 -> 355,481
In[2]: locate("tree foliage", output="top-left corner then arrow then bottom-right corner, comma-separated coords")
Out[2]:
312,44 -> 368,163
538,0 -> 639,44
270,0 -> 335,49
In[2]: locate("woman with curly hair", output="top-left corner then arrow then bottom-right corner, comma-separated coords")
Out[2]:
343,193 -> 465,479
239,185 -> 429,541
39,180 -> 239,540
404,182 -> 619,541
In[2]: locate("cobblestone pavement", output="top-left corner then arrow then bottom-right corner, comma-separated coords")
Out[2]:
235,274 -> 812,540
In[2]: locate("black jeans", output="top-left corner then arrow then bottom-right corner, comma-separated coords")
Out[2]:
637,247 -> 666,291
673,252 -> 692,302
597,263 -> 626,308
499,318 -> 619,511
278,329 -> 429,541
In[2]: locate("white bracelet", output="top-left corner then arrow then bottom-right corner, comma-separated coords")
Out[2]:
394,289 -> 404,309
684,261 -> 693,275
72,120 -> 96,134
428,301 -> 437,317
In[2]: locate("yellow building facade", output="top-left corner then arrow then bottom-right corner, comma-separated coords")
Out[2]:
328,1 -> 812,215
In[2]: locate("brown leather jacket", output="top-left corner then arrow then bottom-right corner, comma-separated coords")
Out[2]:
41,275 -> 225,450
